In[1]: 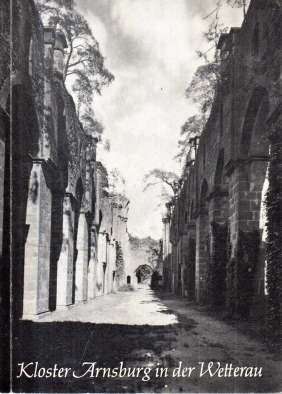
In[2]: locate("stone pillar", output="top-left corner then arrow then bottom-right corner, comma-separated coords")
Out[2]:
87,226 -> 97,300
56,193 -> 74,308
96,232 -> 106,296
75,211 -> 89,303
23,160 -> 52,318
195,210 -> 210,304
103,237 -> 110,294
109,242 -> 116,293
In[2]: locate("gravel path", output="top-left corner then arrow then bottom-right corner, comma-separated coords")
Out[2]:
14,286 -> 281,393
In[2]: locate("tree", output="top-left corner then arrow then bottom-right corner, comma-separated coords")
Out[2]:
185,63 -> 220,119
36,0 -> 114,125
143,169 -> 181,203
80,106 -> 104,139
176,1 -> 230,163
175,115 -> 205,162
146,243 -> 162,271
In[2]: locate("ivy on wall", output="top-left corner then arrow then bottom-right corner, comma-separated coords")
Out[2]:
236,229 -> 260,319
226,229 -> 260,319
208,221 -> 228,308
266,129 -> 282,344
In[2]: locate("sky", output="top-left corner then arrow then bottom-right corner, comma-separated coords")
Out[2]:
76,0 -> 244,240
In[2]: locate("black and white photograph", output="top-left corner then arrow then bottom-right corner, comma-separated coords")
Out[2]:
0,0 -> 282,392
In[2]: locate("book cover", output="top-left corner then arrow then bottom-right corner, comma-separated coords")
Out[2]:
1,0 -> 281,393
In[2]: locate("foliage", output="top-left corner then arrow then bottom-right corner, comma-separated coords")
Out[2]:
185,63 -> 219,118
236,230 -> 260,319
176,2 -> 227,163
265,131 -> 282,346
36,0 -> 114,135
80,106 -> 103,139
176,115 -> 205,161
176,0 -> 248,163
208,222 -> 228,308
143,169 -> 181,200
146,242 -> 162,270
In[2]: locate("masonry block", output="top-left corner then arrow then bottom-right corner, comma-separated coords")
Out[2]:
56,194 -> 74,308
75,212 -> 89,303
23,161 -> 52,318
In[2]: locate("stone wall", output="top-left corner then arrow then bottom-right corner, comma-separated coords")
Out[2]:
95,167 -> 131,293
163,0 -> 282,320
4,0 -> 131,319
126,235 -> 160,286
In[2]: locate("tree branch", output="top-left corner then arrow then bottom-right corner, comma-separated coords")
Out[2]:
67,58 -> 89,68
64,38 -> 73,81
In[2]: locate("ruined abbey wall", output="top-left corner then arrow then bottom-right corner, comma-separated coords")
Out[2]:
0,0 -> 131,319
163,0 -> 282,320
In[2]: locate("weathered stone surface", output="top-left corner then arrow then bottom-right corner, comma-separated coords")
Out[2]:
163,0 -> 282,319
6,0 -> 131,319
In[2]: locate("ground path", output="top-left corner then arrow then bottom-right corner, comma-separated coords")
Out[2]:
40,285 -> 177,325
14,285 -> 281,393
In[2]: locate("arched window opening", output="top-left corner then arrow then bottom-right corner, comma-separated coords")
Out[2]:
240,87 -> 269,158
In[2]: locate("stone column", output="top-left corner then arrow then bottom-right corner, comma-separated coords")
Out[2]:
96,232 -> 106,296
23,160 -> 52,318
87,226 -> 97,300
195,210 -> 210,304
56,193 -> 74,308
75,211 -> 89,303
103,237 -> 110,294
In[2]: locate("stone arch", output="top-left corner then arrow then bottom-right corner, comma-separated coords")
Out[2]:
72,177 -> 84,303
135,264 -> 153,283
240,87 -> 269,158
235,87 -> 270,317
12,84 -> 40,317
49,93 -> 68,311
209,149 -> 229,307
